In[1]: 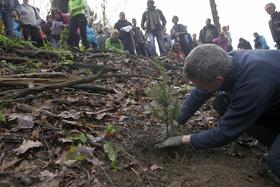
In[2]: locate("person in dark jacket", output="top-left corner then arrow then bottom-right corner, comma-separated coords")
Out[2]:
199,18 -> 219,44
132,18 -> 147,56
237,37 -> 252,50
156,44 -> 280,179
141,0 -> 166,56
114,12 -> 135,54
0,0 -> 20,37
265,3 -> 280,49
170,15 -> 193,56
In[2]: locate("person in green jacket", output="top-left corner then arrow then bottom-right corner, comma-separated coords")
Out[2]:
67,0 -> 89,48
105,29 -> 124,53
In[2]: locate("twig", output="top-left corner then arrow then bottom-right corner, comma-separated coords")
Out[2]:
80,166 -> 91,187
100,165 -> 115,187
0,73 -> 152,101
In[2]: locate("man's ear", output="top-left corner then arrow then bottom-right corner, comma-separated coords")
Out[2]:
215,76 -> 224,84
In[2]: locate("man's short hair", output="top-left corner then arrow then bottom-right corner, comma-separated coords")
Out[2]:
265,3 -> 276,9
183,44 -> 233,82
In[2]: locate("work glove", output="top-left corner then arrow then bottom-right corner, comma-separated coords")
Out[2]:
154,120 -> 180,143
155,136 -> 183,148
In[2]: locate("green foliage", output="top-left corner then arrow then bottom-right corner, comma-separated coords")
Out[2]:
65,146 -> 86,161
0,100 -> 7,123
0,60 -> 42,74
106,123 -> 118,137
146,79 -> 181,126
181,84 -> 194,93
103,142 -> 120,171
0,111 -> 6,123
60,28 -> 69,46
69,133 -> 87,144
84,68 -> 93,76
0,34 -> 33,49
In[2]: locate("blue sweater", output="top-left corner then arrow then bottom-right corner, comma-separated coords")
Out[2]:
177,50 -> 280,149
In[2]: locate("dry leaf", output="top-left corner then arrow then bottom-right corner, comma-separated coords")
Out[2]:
17,115 -> 34,129
150,164 -> 163,171
13,140 -> 42,155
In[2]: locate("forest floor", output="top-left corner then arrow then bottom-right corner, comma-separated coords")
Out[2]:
0,37 -> 279,187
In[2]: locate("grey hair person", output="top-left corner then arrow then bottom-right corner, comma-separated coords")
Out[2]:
183,44 -> 233,82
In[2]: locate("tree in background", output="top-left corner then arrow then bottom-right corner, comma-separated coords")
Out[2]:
210,0 -> 221,32
51,0 -> 69,13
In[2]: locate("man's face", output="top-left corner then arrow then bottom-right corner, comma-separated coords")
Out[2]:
190,77 -> 224,93
265,4 -> 276,16
206,19 -> 211,26
147,1 -> 154,9
132,19 -> 136,26
23,0 -> 29,4
47,17 -> 53,23
172,17 -> 178,24
119,12 -> 125,20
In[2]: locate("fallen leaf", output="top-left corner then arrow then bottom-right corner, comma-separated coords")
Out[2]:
150,164 -> 163,171
17,115 -> 34,129
40,170 -> 57,181
95,113 -> 106,120
13,140 -> 42,155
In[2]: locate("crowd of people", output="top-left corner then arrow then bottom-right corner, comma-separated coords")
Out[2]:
2,0 -> 280,182
1,0 -> 278,60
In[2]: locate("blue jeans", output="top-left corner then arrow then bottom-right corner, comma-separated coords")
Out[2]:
0,12 -> 14,37
148,30 -> 166,57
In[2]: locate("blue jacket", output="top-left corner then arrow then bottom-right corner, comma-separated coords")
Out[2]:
254,36 -> 269,49
177,50 -> 280,149
86,25 -> 99,48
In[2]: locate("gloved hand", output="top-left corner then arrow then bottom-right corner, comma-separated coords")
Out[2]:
155,136 -> 183,148
154,120 -> 180,143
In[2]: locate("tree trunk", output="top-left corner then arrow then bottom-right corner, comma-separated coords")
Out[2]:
51,0 -> 69,13
209,0 -> 221,32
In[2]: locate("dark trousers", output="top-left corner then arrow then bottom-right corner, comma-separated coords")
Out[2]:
179,37 -> 192,56
22,24 -> 43,47
276,41 -> 280,50
1,12 -> 14,37
213,93 -> 280,178
67,14 -> 88,48
136,43 -> 147,57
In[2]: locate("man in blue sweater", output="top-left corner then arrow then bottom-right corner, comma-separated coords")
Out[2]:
156,44 -> 280,178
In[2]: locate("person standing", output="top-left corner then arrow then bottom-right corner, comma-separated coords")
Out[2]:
213,32 -> 229,52
265,3 -> 280,49
0,0 -> 20,37
141,0 -> 166,56
199,18 -> 219,44
132,18 -> 147,56
114,12 -> 135,54
192,33 -> 200,47
18,0 -> 43,46
170,16 -> 193,56
67,0 -> 89,48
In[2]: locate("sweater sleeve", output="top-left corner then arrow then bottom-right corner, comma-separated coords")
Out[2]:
141,12 -> 147,30
176,88 -> 213,125
191,80 -> 273,149
158,9 -> 166,27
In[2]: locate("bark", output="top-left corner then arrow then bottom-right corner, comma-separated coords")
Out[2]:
210,0 -> 221,32
52,0 -> 69,13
